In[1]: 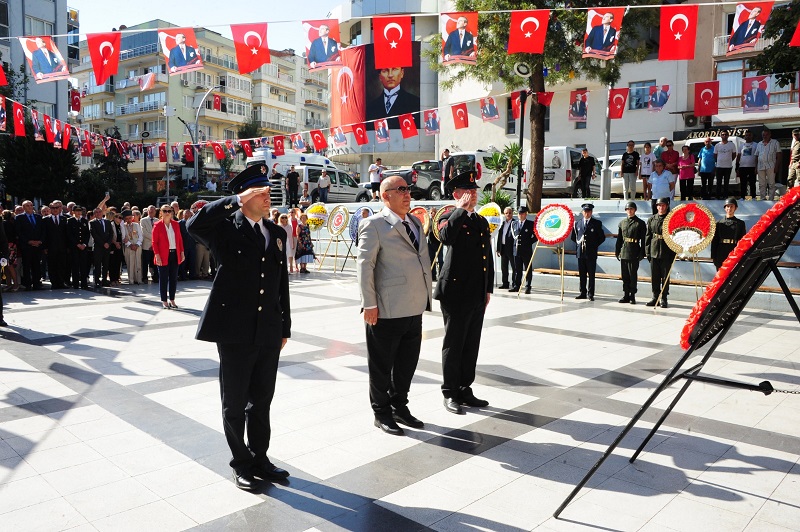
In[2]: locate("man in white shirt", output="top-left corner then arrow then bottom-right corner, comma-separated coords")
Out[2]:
713,132 -> 737,199
754,128 -> 782,200
317,170 -> 331,203
368,158 -> 385,200
206,177 -> 218,192
788,128 -> 800,188
736,130 -> 758,199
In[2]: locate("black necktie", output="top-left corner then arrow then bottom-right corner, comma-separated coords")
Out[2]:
254,221 -> 266,250
402,221 -> 419,251
29,214 -> 35,225
101,219 -> 106,232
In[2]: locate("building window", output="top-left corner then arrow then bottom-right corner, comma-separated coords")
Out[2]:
575,121 -> 586,130
505,98 -> 516,135
629,80 -> 656,110
25,17 -> 54,36
0,2 -> 9,38
717,59 -> 798,108
543,106 -> 550,132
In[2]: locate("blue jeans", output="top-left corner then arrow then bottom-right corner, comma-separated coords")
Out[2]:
319,187 -> 329,203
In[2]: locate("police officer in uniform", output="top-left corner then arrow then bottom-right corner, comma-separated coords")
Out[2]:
710,197 -> 747,269
615,201 -> 646,304
434,170 -> 494,415
646,198 -> 677,308
67,206 -> 91,289
511,206 -> 537,294
187,165 -> 291,491
572,203 -> 605,301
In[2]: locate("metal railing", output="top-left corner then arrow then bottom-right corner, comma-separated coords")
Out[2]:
204,54 -> 238,71
712,34 -> 777,56
260,120 -> 296,133
116,100 -> 166,116
87,82 -> 114,95
304,99 -> 328,108
119,42 -> 159,61
115,73 -> 168,90
127,129 -> 166,141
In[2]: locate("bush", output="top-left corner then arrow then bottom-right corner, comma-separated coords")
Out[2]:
478,189 -> 513,212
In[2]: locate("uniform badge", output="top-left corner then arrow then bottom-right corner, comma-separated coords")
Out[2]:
277,239 -> 283,251
225,204 -> 233,210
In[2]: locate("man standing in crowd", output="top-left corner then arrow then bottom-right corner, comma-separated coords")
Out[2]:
653,137 -> 668,160
435,170 -> 493,414
788,128 -> 800,189
357,175 -> 432,436
755,128 -> 782,201
572,203 -> 605,301
496,207 -> 517,289
0,218 -> 8,326
368,158 -> 385,200
649,159 -> 675,214
286,165 -> 300,208
621,140 -> 640,201
646,198 -> 676,308
698,137 -> 717,200
615,201 -> 646,304
736,130 -> 758,199
67,206 -> 90,289
711,198 -> 748,270
15,200 -> 44,290
512,206 -> 536,294
714,131 -> 737,199
141,206 -> 158,283
441,149 -> 455,198
317,170 -> 331,203
574,148 -> 596,199
89,207 -> 113,288
187,166 -> 291,491
43,200 -> 69,289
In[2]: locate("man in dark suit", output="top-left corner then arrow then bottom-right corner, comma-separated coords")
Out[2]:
43,201 -> 70,289
443,16 -> 475,61
569,93 -> 587,120
572,203 -> 606,301
168,33 -> 200,73
650,88 -> 669,109
187,165 -> 291,491
743,80 -> 768,111
375,120 -> 389,140
646,198 -> 676,308
425,112 -> 439,133
366,67 -> 420,129
434,170 -> 494,415
31,37 -> 65,79
89,208 -> 113,287
729,7 -> 762,50
307,24 -> 340,68
15,200 -> 45,290
584,12 -> 617,54
481,98 -> 499,119
496,207 -> 517,289
67,206 -> 91,289
511,206 -> 537,294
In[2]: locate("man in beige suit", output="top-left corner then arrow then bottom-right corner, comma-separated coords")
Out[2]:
140,205 -> 158,282
357,175 -> 432,436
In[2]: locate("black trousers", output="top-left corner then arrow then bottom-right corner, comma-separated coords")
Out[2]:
47,248 -> 68,288
699,172 -> 714,199
740,167 -> 756,198
20,245 -> 43,287
157,250 -> 179,301
142,248 -> 158,281
572,175 -> 591,198
679,177 -> 694,201
71,248 -> 89,287
499,248 -> 514,287
650,257 -> 672,297
93,247 -> 110,285
620,259 -> 640,295
715,167 -> 732,198
217,341 -> 280,471
287,185 -> 298,207
365,314 -> 422,416
109,247 -> 123,283
440,300 -> 485,399
578,255 -> 597,296
513,252 -> 532,289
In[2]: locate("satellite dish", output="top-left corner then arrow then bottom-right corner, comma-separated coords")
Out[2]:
513,62 -> 532,78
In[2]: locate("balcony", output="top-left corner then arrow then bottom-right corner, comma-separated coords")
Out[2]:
203,54 -> 238,72
199,107 -> 249,124
116,100 -> 165,116
127,129 -> 166,141
259,120 -> 296,133
304,119 -> 327,129
116,73 -> 168,91
304,99 -> 328,110
304,77 -> 328,89
713,34 -> 778,57
86,82 -> 114,95
119,42 -> 159,62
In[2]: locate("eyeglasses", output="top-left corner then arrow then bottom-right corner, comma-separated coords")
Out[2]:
161,210 -> 173,214
386,186 -> 411,194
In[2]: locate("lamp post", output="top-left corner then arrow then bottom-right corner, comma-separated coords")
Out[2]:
515,90 -> 528,211
141,131 -> 150,188
193,85 -> 221,186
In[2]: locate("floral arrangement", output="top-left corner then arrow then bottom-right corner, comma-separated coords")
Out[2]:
478,202 -> 502,233
306,202 -> 328,231
533,204 -> 574,245
663,202 -> 715,256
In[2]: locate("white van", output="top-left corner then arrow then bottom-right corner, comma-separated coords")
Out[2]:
448,150 -> 520,197
524,147 -> 602,197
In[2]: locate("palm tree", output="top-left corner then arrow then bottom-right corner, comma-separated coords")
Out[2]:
484,142 -> 522,202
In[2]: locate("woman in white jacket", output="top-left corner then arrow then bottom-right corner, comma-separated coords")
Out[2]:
121,210 -> 143,284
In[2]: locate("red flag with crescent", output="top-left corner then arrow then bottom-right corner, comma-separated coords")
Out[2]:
86,32 -> 121,85
790,17 -> 800,46
0,66 -> 7,87
273,135 -> 285,156
213,94 -> 221,111
240,139 -> 253,157
70,90 -> 81,112
158,142 -> 167,162
351,123 -> 368,145
399,113 -> 418,138
310,129 -> 328,151
659,5 -> 699,60
508,10 -> 549,55
373,16 -> 412,69
536,92 -> 554,106
43,114 -> 54,143
12,101 -> 25,137
451,103 -> 469,129
81,130 -> 93,156
230,23 -> 271,75
330,45 -> 366,129
211,142 -> 226,160
63,122 -> 72,149
183,143 -> 194,162
695,80 -> 720,115
511,91 -> 523,119
608,88 -> 629,119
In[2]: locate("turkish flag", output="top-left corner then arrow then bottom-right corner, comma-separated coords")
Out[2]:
273,135 -> 285,156
373,16 -> 412,69
86,32 -> 121,85
12,102 -> 25,137
211,142 -> 226,160
451,103 -> 469,129
43,114 -> 54,143
399,113 -> 418,138
352,123 -> 369,145
310,129 -> 327,151
0,96 -> 5,132
508,10 -> 549,55
511,91 -> 523,119
81,130 -> 93,156
608,88 -> 629,119
0,66 -> 7,87
70,90 -> 81,113
184,143 -> 194,162
695,80 -> 720,116
231,23 -> 271,75
240,140 -> 253,157
213,94 -> 221,111
158,143 -> 167,162
330,46 -> 366,128
659,5 -> 698,60
535,92 -> 554,106
791,17 -> 800,46
63,122 -> 71,149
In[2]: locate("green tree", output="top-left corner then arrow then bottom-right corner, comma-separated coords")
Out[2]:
237,117 -> 264,148
483,142 -> 522,200
91,127 -> 136,201
219,153 -> 235,181
748,3 -> 800,87
424,0 -> 655,212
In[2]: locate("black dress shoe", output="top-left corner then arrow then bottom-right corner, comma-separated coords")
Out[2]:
509,286 -> 519,292
460,394 -> 489,408
589,296 -> 595,301
618,295 -> 630,303
0,319 -> 7,327
443,397 -> 464,415
524,287 -> 531,294
575,294 -> 588,300
232,470 -> 261,491
629,295 -> 636,305
499,284 -> 509,289
374,417 -> 404,435
646,298 -> 658,307
393,410 -> 424,428
250,462 -> 290,481
659,298 -> 669,309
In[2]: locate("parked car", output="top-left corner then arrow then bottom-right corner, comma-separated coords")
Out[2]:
526,146 -> 602,197
382,160 -> 444,200
450,150 -> 520,198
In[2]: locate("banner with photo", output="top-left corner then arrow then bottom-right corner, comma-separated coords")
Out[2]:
158,28 -> 204,75
480,98 -> 500,121
582,7 -> 625,60
424,109 -> 440,136
649,85 -> 671,112
303,19 -> 342,72
727,2 -> 774,56
18,36 -> 70,83
441,12 -> 478,65
742,75 -> 769,113
375,119 -> 389,143
364,42 -> 421,130
568,90 -> 588,122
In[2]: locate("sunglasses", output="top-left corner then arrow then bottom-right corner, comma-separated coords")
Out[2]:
161,210 -> 173,214
386,186 -> 411,194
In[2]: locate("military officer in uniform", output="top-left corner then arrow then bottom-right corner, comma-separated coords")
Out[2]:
710,197 -> 747,269
572,203 -> 606,301
511,206 -> 537,294
645,198 -> 677,308
66,206 -> 91,289
615,201 -> 646,304
434,170 -> 494,415
187,165 -> 291,491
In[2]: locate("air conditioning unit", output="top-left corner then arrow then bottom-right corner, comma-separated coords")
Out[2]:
181,80 -> 189,87
684,114 -> 699,128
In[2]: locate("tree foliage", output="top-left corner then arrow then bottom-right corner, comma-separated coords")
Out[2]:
748,2 -> 800,87
237,117 -> 264,146
483,142 -> 522,199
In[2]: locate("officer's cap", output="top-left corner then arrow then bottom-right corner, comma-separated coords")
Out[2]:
228,164 -> 272,194
656,197 -> 670,206
518,206 -> 529,214
445,170 -> 479,193
724,197 -> 738,207
624,201 -> 637,210
581,203 -> 594,211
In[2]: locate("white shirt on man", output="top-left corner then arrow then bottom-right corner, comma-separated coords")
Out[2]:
714,141 -> 737,168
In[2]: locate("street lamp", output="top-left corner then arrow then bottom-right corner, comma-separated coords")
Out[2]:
141,131 -> 150,186
193,85 -> 221,185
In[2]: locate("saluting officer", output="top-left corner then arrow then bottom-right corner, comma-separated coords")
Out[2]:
646,198 -> 677,308
435,170 -> 494,415
66,206 -> 91,289
710,197 -> 747,269
187,165 -> 291,491
572,203 -> 605,301
615,201 -> 646,304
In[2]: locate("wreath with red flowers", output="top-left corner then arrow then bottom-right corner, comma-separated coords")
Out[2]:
534,204 -> 574,245
663,203 -> 715,255
680,187 -> 800,349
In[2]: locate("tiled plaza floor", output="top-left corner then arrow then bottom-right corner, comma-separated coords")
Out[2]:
0,271 -> 798,531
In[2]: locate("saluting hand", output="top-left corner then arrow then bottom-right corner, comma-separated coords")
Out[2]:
240,186 -> 270,205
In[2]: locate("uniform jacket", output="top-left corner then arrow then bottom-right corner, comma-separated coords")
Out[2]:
356,208 -> 432,319
187,195 -> 291,346
66,217 -> 90,247
615,215 -> 646,261
89,217 -> 114,248
572,216 -> 605,260
512,218 -> 537,257
711,216 -> 747,266
433,208 -> 494,306
151,219 -> 185,263
43,214 -> 69,252
645,213 -> 676,261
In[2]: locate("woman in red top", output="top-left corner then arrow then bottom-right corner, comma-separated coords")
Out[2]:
151,205 -> 185,309
678,145 -> 697,201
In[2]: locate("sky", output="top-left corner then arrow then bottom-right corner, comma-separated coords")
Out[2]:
67,0 -> 340,53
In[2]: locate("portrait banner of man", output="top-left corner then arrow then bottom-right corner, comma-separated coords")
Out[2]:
31,109 -> 44,141
424,110 -> 440,136
441,11 -> 478,65
0,95 -> 6,132
304,19 -> 342,72
568,90 -> 588,122
648,85 -> 671,112
582,7 -> 625,60
291,133 -> 307,153
480,97 -> 500,122
159,28 -> 203,75
171,143 -> 181,162
332,126 -> 348,148
18,36 -> 70,83
365,42 -> 421,130
375,119 -> 390,143
742,75 -> 770,113
727,2 -> 774,56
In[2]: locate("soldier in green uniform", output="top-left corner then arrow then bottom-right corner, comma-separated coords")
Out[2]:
615,201 -> 646,304
710,197 -> 747,269
646,198 -> 677,308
